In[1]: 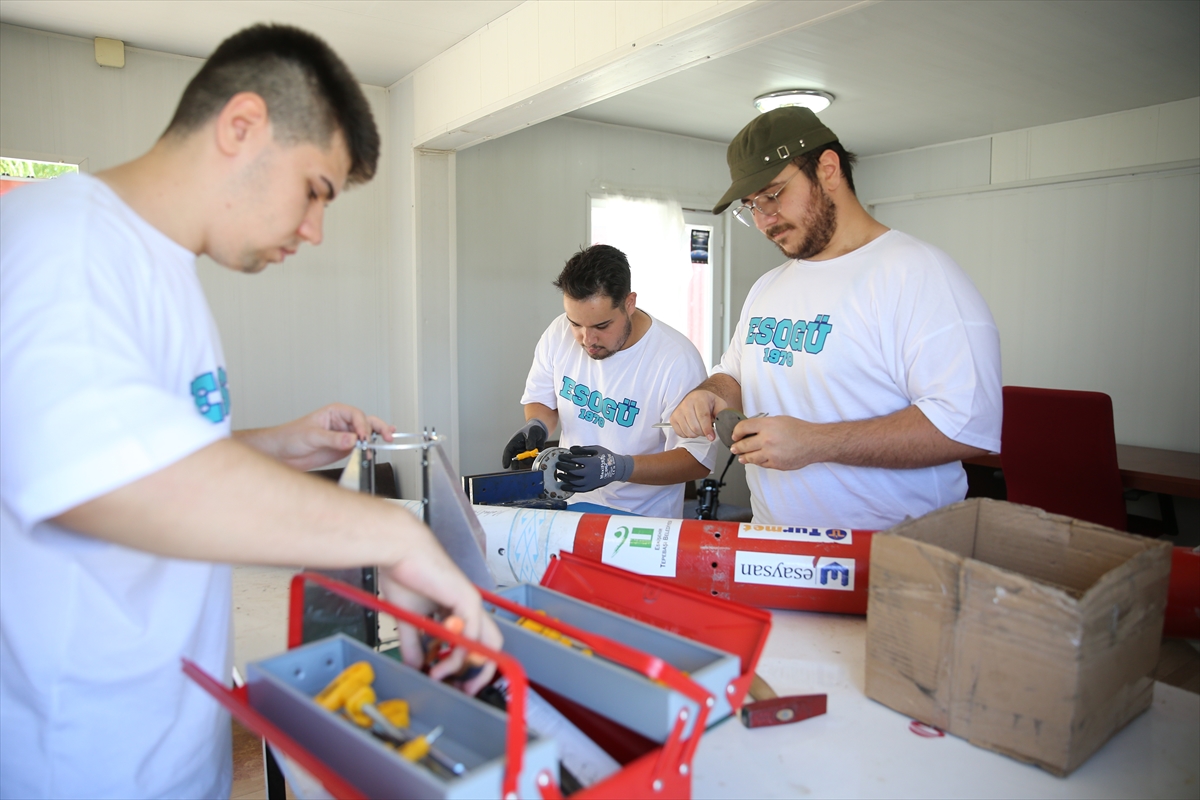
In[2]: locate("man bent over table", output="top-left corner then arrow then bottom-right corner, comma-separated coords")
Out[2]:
504,245 -> 716,518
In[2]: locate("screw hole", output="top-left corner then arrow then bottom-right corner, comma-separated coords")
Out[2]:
710,561 -> 718,569
714,532 -> 721,538
711,590 -> 719,596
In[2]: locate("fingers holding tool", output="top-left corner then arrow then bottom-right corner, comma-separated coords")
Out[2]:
424,614 -> 498,696
502,419 -> 548,469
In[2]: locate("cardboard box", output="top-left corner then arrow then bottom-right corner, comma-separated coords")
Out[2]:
865,498 -> 1172,776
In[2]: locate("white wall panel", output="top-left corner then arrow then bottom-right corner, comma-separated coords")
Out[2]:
538,0 -> 576,80
875,169 -> 1200,452
479,20 -> 510,106
857,137 -> 992,203
574,1 -> 616,65
1157,97 -> 1200,164
506,2 -> 540,95
616,0 -> 664,44
665,1 -> 720,26
452,33 -> 483,124
991,98 -> 1200,184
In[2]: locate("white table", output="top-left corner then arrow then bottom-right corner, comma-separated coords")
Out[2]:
692,611 -> 1200,799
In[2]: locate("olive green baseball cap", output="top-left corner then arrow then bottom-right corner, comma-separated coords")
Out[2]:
712,106 -> 839,215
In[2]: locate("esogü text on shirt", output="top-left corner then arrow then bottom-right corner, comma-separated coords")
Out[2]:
559,376 -> 641,429
745,314 -> 833,368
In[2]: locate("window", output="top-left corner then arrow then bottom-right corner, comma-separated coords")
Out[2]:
0,157 -> 79,196
590,196 -> 718,365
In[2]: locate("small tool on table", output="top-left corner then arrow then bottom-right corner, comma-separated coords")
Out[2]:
740,673 -> 827,728
511,448 -> 539,464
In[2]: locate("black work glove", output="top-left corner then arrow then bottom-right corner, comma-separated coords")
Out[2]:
556,445 -> 634,493
501,418 -> 548,468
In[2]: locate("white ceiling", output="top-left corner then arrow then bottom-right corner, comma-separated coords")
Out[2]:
0,0 -> 524,87
1,0 -> 1196,156
570,0 -> 1200,155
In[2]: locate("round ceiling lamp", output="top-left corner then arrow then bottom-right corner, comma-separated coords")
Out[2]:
754,89 -> 834,114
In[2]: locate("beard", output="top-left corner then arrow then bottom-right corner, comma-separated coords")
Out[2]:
586,313 -> 633,360
766,183 -> 837,260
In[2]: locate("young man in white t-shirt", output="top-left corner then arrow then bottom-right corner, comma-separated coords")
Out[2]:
670,108 -> 1002,529
0,26 -> 499,799
503,245 -> 716,518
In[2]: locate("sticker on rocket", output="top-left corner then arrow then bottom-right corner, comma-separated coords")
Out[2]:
737,523 -> 853,545
734,551 -> 856,591
600,517 -> 680,578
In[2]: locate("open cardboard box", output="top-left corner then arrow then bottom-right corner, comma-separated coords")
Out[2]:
865,498 -> 1172,776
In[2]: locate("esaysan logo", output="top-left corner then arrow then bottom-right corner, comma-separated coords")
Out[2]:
745,314 -> 832,368
734,552 -> 856,591
559,376 -> 640,429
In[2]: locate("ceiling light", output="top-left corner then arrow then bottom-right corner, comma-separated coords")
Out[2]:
754,89 -> 834,114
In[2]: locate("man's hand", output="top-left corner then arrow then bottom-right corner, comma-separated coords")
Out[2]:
669,374 -> 741,441
235,403 -> 395,471
730,405 -> 989,471
501,418 -> 548,468
729,416 -> 825,470
669,389 -> 729,442
556,445 -> 634,493
380,565 -> 503,696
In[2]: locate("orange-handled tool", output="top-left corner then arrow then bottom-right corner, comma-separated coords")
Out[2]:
314,661 -> 374,711
398,725 -> 444,762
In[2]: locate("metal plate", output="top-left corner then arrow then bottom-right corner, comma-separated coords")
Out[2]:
531,447 -> 574,501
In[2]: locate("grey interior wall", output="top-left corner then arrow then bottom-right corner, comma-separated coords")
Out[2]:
857,138 -> 1200,454
455,116 -> 782,492
0,24 -> 394,435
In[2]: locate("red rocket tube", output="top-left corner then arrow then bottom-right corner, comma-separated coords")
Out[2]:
569,515 -> 875,615
563,515 -> 1197,629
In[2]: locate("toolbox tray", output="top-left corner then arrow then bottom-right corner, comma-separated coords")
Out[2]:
491,583 -> 740,739
245,634 -> 557,800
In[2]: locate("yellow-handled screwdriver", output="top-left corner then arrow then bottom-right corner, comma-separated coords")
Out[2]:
314,662 -> 374,711
398,725 -> 444,762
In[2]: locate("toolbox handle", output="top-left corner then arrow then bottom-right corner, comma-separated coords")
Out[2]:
478,586 -> 713,780
289,572 -> 529,800
182,659 -> 368,800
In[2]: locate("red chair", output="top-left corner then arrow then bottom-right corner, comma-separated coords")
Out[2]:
1000,386 -> 1127,531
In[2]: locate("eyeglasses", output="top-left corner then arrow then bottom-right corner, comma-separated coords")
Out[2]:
732,170 -> 798,227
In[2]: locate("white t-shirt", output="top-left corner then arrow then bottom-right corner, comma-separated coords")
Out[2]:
1,175 -> 234,798
713,230 -> 1002,529
522,313 -> 716,518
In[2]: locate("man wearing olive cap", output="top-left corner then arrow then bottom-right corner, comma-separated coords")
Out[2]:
670,107 -> 1002,529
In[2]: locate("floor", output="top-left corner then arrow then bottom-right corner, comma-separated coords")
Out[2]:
227,543 -> 1200,798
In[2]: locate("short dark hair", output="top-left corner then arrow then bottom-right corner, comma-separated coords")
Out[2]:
164,24 -> 379,185
553,245 -> 631,305
793,142 -> 858,195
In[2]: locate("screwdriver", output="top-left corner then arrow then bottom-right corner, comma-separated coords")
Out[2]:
314,662 -> 374,711
398,725 -> 444,763
351,697 -> 464,777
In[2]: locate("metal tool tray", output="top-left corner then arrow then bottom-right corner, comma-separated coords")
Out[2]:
490,583 -> 741,741
245,634 -> 558,800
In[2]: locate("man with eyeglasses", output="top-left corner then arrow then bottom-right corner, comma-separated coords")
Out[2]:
670,107 -> 1002,529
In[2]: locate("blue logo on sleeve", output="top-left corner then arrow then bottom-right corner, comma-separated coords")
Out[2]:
745,314 -> 833,367
559,376 -> 640,429
190,367 -> 229,423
